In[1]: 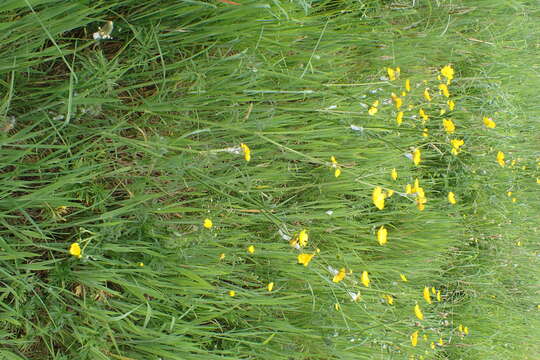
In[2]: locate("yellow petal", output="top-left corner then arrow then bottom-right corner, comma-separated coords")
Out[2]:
396,111 -> 404,125
423,287 -> 432,304
413,149 -> 421,166
438,83 -> 450,97
267,282 -> 274,292
203,218 -> 213,229
497,151 -> 505,167
372,186 -> 386,210
411,331 -> 419,347
391,168 -> 398,181
298,229 -> 309,247
394,97 -> 403,109
247,245 -> 255,254
405,79 -> 411,92
448,192 -> 457,204
332,268 -> 347,283
361,271 -> 370,287
334,168 -> 341,178
414,304 -> 424,320
69,242 -> 82,258
400,273 -> 408,282
387,67 -> 396,81
377,225 -> 388,246
443,118 -> 455,134
405,184 -> 412,194
483,117 -> 496,129
240,143 -> 251,162
297,253 -> 314,267
229,290 -> 236,297
423,88 -> 432,101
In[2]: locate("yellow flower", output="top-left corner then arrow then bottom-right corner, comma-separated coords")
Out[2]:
497,151 -> 505,167
394,97 -> 403,109
334,303 -> 341,311
423,287 -> 432,304
383,294 -> 394,305
412,178 -> 419,192
332,268 -> 347,283
267,282 -> 274,292
536,178 -> 540,184
361,271 -> 370,287
483,116 -> 496,128
423,88 -> 432,101
419,108 -> 429,122
411,331 -> 419,347
422,128 -> 428,137
405,79 -> 411,92
458,324 -> 464,333
442,118 -> 455,134
298,229 -> 309,247
447,99 -> 455,111
448,192 -> 457,204
450,139 -> 464,156
396,111 -> 404,125
368,106 -> 378,115
436,290 -> 441,302
440,108 -> 446,115
391,168 -> 398,181
430,341 -> 436,350
512,197 -> 517,203
247,245 -> 255,254
387,67 -> 396,81
464,327 -> 469,335
372,186 -> 386,210
438,83 -> 450,97
229,290 -> 236,297
297,253 -> 314,266
240,143 -> 251,162
405,184 -> 412,194
438,337 -> 444,346
69,242 -> 82,258
203,218 -> 213,229
377,225 -> 388,246
400,273 -> 408,282
331,156 -> 341,177
441,64 -> 454,84
414,303 -> 424,320
386,189 -> 394,197
413,148 -> 421,166
416,186 -> 427,211
138,262 -> 144,267
219,253 -> 225,260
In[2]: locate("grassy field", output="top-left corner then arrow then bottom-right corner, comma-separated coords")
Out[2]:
1,0 -> 539,359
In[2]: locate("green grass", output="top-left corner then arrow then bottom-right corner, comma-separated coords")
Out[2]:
1,0 -> 539,359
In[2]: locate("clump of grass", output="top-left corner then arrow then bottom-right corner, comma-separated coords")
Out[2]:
0,1 -> 538,359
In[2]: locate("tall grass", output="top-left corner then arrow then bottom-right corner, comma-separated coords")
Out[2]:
1,0 -> 538,359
